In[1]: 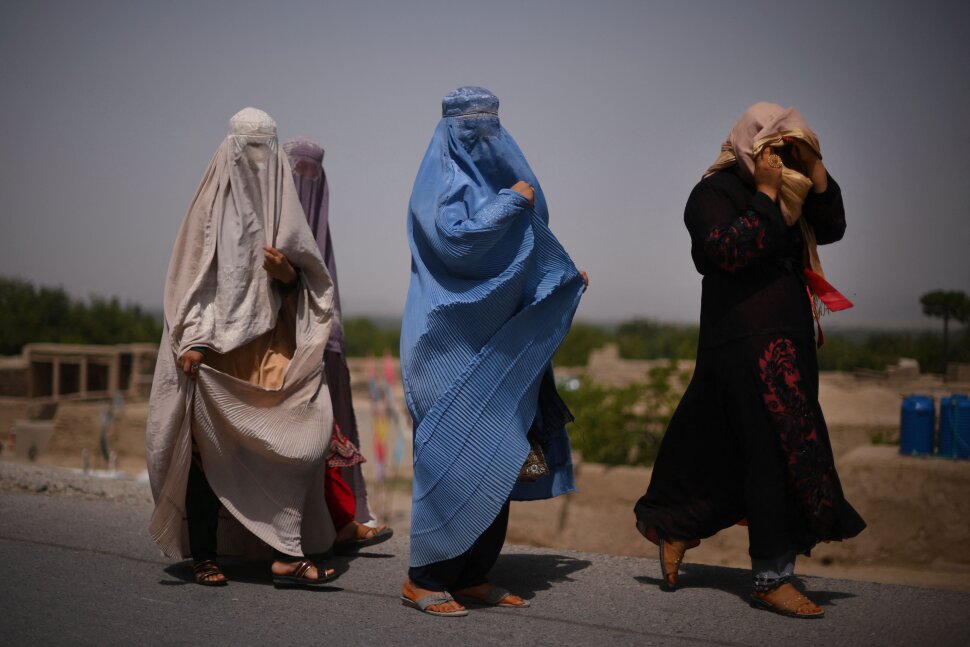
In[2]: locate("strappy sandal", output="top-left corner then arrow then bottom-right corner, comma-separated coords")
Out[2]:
333,524 -> 394,554
192,559 -> 227,587
272,559 -> 337,588
750,583 -> 825,619
400,590 -> 468,617
454,585 -> 530,608
659,537 -> 689,591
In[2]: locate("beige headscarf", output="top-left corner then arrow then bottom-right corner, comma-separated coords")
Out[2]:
705,102 -> 851,315
147,108 -> 337,559
704,102 -> 825,274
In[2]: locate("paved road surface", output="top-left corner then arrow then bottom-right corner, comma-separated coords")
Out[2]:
1,465 -> 968,646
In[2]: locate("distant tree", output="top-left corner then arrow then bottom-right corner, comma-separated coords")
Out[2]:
920,290 -> 970,373
341,317 -> 401,358
615,319 -> 699,361
562,362 -> 685,466
554,323 -> 612,367
0,277 -> 161,355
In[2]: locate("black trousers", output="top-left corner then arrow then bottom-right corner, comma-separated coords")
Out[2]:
186,455 -> 313,563
185,455 -> 220,561
408,500 -> 510,592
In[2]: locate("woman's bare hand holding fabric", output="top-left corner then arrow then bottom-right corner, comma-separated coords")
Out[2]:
179,350 -> 205,377
263,245 -> 297,284
510,181 -> 535,206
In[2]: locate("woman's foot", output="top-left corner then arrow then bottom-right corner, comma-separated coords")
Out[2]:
271,558 -> 336,587
402,579 -> 467,616
660,537 -> 691,590
636,520 -> 692,591
453,583 -> 529,608
750,582 -> 824,619
334,521 -> 394,553
192,559 -> 227,586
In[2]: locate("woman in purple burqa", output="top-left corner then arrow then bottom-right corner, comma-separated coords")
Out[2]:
284,138 -> 392,552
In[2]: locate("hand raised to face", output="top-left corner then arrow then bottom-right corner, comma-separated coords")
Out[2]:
510,180 -> 536,207
754,146 -> 783,201
782,136 -> 827,192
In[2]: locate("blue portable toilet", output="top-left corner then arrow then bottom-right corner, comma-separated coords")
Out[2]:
900,395 -> 934,456
938,394 -> 970,459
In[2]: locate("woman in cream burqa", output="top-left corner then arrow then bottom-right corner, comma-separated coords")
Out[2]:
633,103 -> 865,618
147,108 -> 338,587
400,87 -> 587,616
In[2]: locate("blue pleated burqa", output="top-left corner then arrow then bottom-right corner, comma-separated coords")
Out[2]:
401,87 -> 585,567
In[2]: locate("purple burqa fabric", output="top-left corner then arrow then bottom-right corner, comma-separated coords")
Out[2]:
284,138 -> 373,524
283,139 -> 344,353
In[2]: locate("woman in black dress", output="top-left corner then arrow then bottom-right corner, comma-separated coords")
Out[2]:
634,102 -> 865,619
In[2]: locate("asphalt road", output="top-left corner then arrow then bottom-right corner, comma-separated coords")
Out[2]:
1,466 -> 969,646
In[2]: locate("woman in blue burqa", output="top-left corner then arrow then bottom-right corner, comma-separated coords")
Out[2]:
399,87 -> 588,616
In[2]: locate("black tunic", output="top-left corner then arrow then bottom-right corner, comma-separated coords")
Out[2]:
634,167 -> 866,560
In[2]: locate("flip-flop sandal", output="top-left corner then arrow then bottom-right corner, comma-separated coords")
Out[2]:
455,586 -> 530,608
400,591 -> 468,617
192,559 -> 228,587
333,526 -> 394,554
750,585 -> 825,619
272,559 -> 338,588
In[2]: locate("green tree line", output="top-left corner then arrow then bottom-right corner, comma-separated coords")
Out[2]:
5,275 -> 968,374
0,277 -> 404,359
555,317 -> 970,373
0,277 -> 162,355
341,318 -> 401,358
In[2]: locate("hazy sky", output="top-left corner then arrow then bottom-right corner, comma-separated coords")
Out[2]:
1,0 -> 967,328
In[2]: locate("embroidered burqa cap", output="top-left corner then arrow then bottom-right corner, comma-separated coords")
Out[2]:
283,138 -> 344,353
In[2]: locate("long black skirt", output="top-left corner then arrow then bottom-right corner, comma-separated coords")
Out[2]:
634,333 -> 865,560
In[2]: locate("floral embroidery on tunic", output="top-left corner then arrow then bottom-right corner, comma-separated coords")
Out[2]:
326,424 -> 366,468
704,211 -> 770,272
759,338 -> 838,532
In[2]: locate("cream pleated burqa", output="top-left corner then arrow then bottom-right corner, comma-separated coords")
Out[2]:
147,108 -> 336,559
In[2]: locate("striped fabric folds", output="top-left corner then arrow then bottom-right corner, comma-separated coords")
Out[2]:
401,88 -> 584,567
147,108 -> 337,559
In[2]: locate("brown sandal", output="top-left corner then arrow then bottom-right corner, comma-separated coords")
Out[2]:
750,583 -> 824,619
659,538 -> 689,591
636,520 -> 694,591
454,585 -> 530,608
334,523 -> 394,554
192,559 -> 227,586
272,559 -> 337,588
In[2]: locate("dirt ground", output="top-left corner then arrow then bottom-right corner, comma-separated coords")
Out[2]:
3,370 -> 970,592
503,372 -> 970,592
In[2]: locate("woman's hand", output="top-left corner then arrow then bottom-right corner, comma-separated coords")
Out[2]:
179,350 -> 205,378
510,181 -> 536,207
580,271 -> 589,292
754,146 -> 783,201
782,137 -> 828,192
263,246 -> 297,284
